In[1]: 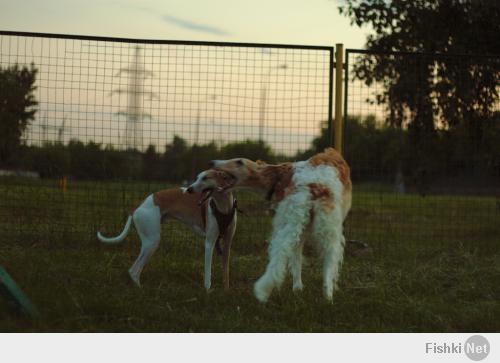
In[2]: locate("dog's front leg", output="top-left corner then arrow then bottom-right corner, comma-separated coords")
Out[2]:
222,215 -> 237,290
204,216 -> 219,291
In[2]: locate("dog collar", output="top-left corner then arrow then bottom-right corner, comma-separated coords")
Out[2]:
209,198 -> 238,256
209,198 -> 238,228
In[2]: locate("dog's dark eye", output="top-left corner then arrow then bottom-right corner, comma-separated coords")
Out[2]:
202,176 -> 208,181
236,159 -> 244,166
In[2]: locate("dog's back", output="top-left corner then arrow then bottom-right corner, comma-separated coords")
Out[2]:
152,188 -> 205,227
307,148 -> 352,219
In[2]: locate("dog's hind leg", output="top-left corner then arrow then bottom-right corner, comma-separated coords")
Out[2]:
254,226 -> 305,302
312,207 -> 344,301
128,196 -> 161,287
254,193 -> 311,302
289,236 -> 305,291
128,236 -> 160,287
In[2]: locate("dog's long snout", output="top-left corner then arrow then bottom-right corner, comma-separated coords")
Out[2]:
186,186 -> 194,193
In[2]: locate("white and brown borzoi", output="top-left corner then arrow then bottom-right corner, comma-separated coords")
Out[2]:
97,169 -> 238,290
199,148 -> 352,302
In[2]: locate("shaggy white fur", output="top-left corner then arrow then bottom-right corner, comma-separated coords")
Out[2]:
254,162 -> 346,302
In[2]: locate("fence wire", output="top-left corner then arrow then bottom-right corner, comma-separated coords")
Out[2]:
0,31 -> 333,249
1,31 -> 498,257
343,49 -> 500,252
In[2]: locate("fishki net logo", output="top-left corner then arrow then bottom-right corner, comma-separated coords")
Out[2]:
425,335 -> 490,361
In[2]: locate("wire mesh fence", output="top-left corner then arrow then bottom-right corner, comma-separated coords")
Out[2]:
0,31 -> 333,249
1,30 -> 498,257
343,49 -> 500,253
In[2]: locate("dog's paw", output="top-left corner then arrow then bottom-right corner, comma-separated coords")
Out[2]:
293,281 -> 304,292
323,287 -> 334,303
180,187 -> 188,194
128,270 -> 142,288
254,278 -> 272,303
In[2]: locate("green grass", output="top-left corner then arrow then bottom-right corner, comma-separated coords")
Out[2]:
0,177 -> 499,332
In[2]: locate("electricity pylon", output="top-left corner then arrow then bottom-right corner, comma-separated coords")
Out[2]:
112,46 -> 155,151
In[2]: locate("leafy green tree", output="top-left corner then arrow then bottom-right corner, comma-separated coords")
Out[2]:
162,136 -> 190,182
142,144 -> 160,180
299,117 -> 402,181
103,145 -> 133,180
187,142 -> 219,180
221,140 -> 276,163
0,64 -> 38,166
338,0 -> 499,128
339,0 -> 500,180
67,140 -> 104,179
33,142 -> 70,178
295,121 -> 330,160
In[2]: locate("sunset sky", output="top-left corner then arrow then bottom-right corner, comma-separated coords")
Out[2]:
0,0 -> 374,155
0,0 -> 370,49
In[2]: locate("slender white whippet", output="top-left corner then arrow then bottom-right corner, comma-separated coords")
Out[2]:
97,169 -> 238,290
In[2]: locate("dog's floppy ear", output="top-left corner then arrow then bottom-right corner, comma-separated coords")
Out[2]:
261,163 -> 294,200
215,170 -> 225,178
219,171 -> 232,180
215,171 -> 233,190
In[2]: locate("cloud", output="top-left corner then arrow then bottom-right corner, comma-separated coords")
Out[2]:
161,14 -> 231,36
113,2 -> 231,37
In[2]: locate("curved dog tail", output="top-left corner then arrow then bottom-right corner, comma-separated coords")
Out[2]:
97,215 -> 133,244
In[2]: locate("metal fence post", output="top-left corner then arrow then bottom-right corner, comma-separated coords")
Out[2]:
334,43 -> 344,154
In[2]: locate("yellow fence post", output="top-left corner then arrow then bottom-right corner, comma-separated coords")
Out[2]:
334,43 -> 344,154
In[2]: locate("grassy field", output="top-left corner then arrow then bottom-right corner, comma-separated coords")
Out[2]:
0,177 -> 499,332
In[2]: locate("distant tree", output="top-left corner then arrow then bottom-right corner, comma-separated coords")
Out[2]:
162,135 -> 189,182
188,142 -> 219,180
339,0 -> 499,127
339,0 -> 500,178
29,142 -> 69,178
298,117 -> 402,181
0,64 -> 38,166
103,145 -> 132,180
295,121 -> 330,160
142,144 -> 160,180
221,140 -> 276,164
159,136 -> 277,182
67,140 -> 104,179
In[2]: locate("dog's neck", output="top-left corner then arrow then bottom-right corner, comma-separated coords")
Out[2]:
210,191 -> 234,214
253,163 -> 294,201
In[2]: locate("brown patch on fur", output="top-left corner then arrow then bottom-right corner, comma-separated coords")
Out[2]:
308,183 -> 334,212
153,189 -> 206,228
260,163 -> 295,202
308,148 -> 351,189
211,170 -> 235,190
243,165 -> 264,187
